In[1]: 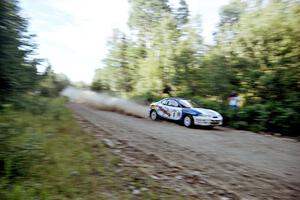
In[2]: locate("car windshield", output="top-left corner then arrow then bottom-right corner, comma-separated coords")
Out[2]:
179,100 -> 201,108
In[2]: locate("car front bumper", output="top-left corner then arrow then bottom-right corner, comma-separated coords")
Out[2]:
193,116 -> 223,126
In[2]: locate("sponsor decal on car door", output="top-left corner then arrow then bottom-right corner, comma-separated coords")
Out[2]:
156,100 -> 171,119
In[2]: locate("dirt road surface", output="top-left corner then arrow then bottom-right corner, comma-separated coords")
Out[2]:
69,103 -> 300,200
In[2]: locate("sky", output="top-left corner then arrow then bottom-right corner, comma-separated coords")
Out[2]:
20,0 -> 230,83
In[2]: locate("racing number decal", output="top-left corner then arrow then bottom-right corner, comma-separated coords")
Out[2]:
171,109 -> 182,120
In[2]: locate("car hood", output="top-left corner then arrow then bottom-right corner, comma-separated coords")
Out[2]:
192,108 -> 220,117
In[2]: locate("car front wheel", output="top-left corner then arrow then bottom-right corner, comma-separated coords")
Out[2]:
183,115 -> 193,128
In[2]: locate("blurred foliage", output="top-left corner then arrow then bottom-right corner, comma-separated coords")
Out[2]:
218,0 -> 247,27
39,66 -> 70,97
0,0 -> 39,102
0,0 -> 71,198
0,97 -> 66,198
0,97 -> 62,170
0,0 -> 70,104
92,0 -> 300,136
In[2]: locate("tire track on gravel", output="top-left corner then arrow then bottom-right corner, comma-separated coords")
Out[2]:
69,103 -> 300,200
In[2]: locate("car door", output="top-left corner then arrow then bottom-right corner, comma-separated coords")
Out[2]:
156,99 -> 170,119
166,100 -> 182,120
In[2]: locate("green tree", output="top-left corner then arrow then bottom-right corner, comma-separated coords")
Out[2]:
215,0 -> 247,44
128,0 -> 172,49
93,0 -> 300,135
175,0 -> 189,28
203,0 -> 300,134
93,30 -> 136,94
218,0 -> 247,27
128,0 -> 171,31
0,0 -> 39,103
39,65 -> 70,97
172,15 -> 204,95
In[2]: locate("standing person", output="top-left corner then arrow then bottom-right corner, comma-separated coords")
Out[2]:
229,92 -> 239,110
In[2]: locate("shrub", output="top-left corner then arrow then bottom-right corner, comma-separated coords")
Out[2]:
0,97 -> 67,181
192,98 -> 299,136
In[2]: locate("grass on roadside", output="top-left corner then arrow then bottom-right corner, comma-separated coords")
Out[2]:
0,97 -> 183,200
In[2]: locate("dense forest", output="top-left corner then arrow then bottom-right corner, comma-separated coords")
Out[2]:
0,1 -> 70,102
92,0 -> 300,136
0,0 -> 70,198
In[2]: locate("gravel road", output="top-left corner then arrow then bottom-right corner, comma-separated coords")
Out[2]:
69,103 -> 300,199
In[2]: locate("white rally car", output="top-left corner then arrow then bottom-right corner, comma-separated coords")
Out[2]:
149,98 -> 223,128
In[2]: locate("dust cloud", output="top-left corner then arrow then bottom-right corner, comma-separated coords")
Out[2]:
61,87 -> 148,118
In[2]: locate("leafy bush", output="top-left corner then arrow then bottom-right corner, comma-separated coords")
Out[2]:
0,97 -> 68,199
196,98 -> 299,136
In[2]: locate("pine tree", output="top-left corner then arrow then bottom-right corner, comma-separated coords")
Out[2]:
0,0 -> 38,102
176,0 -> 189,28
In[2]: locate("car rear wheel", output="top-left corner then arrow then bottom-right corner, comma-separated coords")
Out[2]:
183,115 -> 193,128
150,110 -> 158,121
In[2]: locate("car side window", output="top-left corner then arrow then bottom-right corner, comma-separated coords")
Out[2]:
168,100 -> 179,107
161,100 -> 168,105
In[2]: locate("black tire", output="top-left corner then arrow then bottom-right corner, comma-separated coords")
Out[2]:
150,110 -> 158,121
183,115 -> 193,128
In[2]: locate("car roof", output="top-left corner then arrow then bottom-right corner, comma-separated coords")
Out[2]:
163,97 -> 190,101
